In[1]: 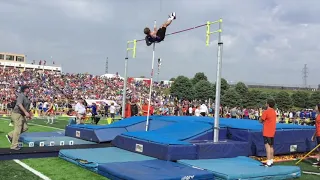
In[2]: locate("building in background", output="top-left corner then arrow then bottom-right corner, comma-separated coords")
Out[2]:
0,52 -> 62,72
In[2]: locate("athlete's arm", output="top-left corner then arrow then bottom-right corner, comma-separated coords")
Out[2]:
259,111 -> 267,123
145,37 -> 153,46
150,31 -> 157,37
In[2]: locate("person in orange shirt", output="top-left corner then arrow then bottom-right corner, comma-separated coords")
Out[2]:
125,99 -> 132,118
142,101 -> 149,116
311,104 -> 320,166
259,99 -> 276,167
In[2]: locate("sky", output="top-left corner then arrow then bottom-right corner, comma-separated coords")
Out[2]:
0,0 -> 319,87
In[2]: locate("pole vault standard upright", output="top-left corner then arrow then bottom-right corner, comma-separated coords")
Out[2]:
206,19 -> 223,143
125,19 -> 223,139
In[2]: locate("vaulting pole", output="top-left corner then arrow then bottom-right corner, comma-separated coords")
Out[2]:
145,20 -> 157,131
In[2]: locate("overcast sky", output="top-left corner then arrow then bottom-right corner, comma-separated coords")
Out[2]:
0,0 -> 319,87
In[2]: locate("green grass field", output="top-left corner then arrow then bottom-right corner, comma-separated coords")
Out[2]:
0,116 -> 319,180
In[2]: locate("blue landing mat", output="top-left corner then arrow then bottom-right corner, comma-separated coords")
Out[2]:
98,159 -> 214,180
22,136 -> 96,147
59,147 -> 154,172
65,118 -> 175,143
179,156 -> 301,180
122,121 -> 213,145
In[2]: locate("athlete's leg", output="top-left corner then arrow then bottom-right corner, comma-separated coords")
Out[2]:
50,116 -> 54,124
161,12 -> 176,28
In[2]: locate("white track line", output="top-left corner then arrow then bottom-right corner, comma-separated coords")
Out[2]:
302,171 -> 320,175
27,123 -> 64,130
13,159 -> 51,180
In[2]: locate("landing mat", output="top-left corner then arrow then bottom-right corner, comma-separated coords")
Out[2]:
98,159 -> 214,180
179,156 -> 301,180
59,147 -> 154,172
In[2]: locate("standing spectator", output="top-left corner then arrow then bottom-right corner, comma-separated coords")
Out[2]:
142,101 -> 149,116
75,99 -> 86,124
109,103 -> 116,119
174,104 -> 179,116
6,85 -> 32,150
200,103 -> 208,116
90,103 -> 98,124
230,107 -> 237,119
131,101 -> 139,116
188,105 -> 193,116
125,99 -> 132,118
104,103 -> 109,117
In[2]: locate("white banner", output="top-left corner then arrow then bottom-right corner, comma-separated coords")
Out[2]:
85,99 -> 119,107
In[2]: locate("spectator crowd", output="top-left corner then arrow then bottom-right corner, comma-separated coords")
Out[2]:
0,68 -> 317,126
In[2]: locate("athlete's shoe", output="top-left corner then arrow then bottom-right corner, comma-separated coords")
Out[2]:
169,12 -> 176,20
260,162 -> 273,167
312,161 -> 320,167
6,134 -> 12,144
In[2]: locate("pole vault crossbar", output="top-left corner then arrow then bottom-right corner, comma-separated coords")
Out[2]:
123,18 -> 223,140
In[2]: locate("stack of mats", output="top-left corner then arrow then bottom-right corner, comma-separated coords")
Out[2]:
113,121 -> 249,160
59,147 -> 214,180
20,131 -> 96,146
65,116 -> 176,143
179,156 -> 301,180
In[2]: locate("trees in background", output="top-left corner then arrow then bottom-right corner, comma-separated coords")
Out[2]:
169,72 -> 320,110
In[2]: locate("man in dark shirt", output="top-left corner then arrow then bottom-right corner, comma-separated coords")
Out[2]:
104,103 -> 109,117
6,85 -> 32,150
144,12 -> 176,46
131,102 -> 139,116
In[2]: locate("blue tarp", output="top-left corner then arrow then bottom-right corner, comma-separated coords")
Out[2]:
98,159 -> 214,180
179,156 -> 301,180
59,147 -> 154,172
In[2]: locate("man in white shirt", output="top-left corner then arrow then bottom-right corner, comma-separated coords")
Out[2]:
75,100 -> 86,124
109,103 -> 116,119
195,106 -> 201,117
200,103 -> 208,117
188,106 -> 193,116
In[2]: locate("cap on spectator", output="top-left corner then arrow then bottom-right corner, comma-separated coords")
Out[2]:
20,85 -> 30,92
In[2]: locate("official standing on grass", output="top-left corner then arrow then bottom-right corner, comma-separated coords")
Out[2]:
6,85 -> 32,150
259,99 -> 277,167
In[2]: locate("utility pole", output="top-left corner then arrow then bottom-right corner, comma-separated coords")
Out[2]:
302,64 -> 308,88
